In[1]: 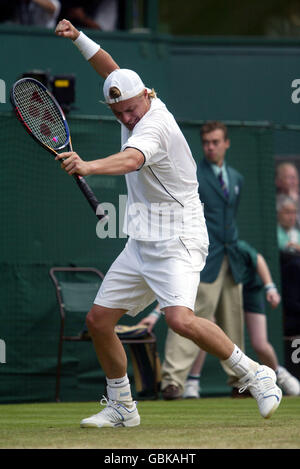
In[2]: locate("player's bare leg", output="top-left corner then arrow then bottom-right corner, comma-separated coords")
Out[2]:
80,305 -> 140,428
86,305 -> 128,378
164,306 -> 282,418
164,306 -> 235,360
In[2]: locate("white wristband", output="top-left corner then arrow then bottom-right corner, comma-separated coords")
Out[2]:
73,31 -> 100,60
149,310 -> 161,319
264,283 -> 277,292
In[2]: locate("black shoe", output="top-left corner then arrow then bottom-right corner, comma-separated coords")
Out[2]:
162,384 -> 182,400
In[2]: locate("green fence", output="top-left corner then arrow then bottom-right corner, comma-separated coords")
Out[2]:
0,111 -> 294,402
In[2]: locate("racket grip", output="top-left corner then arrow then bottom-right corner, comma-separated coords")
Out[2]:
74,175 -> 107,221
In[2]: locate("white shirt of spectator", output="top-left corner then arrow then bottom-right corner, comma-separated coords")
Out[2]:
23,0 -> 61,29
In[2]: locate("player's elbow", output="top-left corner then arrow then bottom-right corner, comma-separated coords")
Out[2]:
124,149 -> 145,173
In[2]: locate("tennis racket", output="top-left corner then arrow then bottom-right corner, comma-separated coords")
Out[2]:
10,77 -> 107,222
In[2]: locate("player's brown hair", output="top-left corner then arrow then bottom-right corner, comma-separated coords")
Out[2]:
200,121 -> 228,141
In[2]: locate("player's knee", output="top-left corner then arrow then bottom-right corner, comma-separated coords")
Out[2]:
85,309 -> 98,334
166,313 -> 194,338
86,306 -> 112,335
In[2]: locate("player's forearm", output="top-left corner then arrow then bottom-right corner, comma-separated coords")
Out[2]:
88,49 -> 119,79
88,150 -> 144,176
73,31 -> 118,78
56,20 -> 119,78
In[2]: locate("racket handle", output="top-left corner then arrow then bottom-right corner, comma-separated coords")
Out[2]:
74,175 -> 107,221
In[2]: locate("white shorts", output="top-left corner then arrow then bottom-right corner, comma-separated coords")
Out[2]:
94,237 -> 208,317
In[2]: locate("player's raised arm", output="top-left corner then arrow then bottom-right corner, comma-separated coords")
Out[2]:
55,19 -> 119,79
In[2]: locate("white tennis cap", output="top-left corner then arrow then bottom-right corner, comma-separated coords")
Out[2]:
103,69 -> 147,104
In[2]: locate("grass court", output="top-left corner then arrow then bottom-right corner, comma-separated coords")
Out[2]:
0,396 -> 299,449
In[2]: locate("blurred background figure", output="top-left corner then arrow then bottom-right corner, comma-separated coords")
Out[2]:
16,0 -> 61,28
277,194 -> 300,337
276,162 -> 300,228
277,195 -> 300,253
265,0 -> 300,37
276,162 -> 300,202
0,0 -> 16,24
58,0 -> 120,31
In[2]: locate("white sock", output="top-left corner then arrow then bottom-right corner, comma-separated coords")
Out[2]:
106,374 -> 133,406
106,375 -> 129,388
222,345 -> 258,378
187,374 -> 200,381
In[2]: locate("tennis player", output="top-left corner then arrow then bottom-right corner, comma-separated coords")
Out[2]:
55,19 -> 282,427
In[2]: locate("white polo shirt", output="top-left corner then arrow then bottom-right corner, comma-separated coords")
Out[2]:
120,98 -> 208,243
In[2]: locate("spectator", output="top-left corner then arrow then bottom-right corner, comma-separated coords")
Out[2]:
280,252 -> 300,336
275,162 -> 300,227
160,121 -> 245,400
275,162 -> 299,201
277,195 -> 300,336
59,1 -> 120,31
93,0 -> 119,31
0,1 -> 16,23
265,1 -> 300,37
16,0 -> 61,28
277,195 -> 300,253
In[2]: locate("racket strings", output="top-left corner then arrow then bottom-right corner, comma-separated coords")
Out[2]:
13,81 -> 68,150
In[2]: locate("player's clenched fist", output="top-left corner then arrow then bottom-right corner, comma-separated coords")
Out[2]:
55,19 -> 80,41
55,152 -> 91,176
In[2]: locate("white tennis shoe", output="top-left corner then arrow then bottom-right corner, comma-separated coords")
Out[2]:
238,365 -> 282,419
80,397 -> 140,428
183,380 -> 200,399
276,366 -> 300,395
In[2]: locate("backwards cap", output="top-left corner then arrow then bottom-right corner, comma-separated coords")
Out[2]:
103,69 -> 148,104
